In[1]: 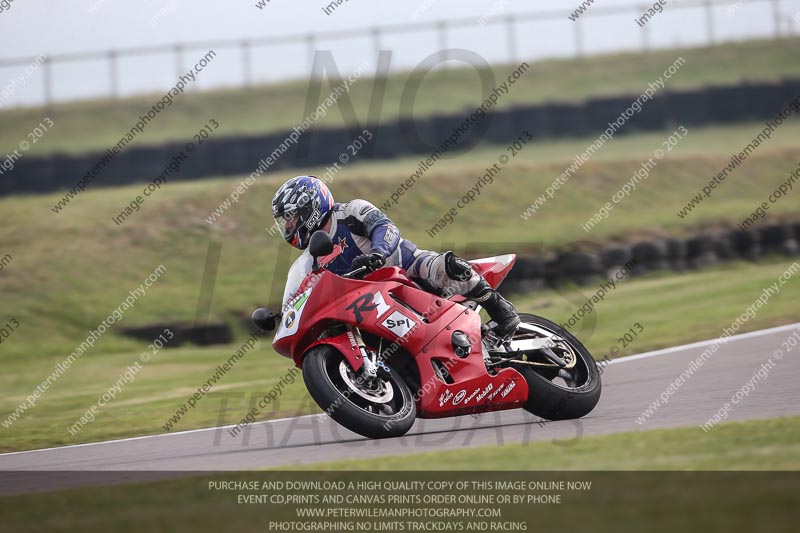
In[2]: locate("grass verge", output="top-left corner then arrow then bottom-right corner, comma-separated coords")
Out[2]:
0,418 -> 798,532
283,416 -> 800,471
1,119 -> 798,360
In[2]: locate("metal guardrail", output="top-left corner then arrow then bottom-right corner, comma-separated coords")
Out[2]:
0,0 -> 793,107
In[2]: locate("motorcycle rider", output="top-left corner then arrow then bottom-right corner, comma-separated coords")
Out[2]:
263,175 -> 520,338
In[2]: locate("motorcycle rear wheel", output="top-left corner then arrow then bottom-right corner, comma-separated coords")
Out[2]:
302,344 -> 416,439
511,314 -> 602,421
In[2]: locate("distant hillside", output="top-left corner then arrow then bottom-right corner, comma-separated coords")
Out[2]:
1,37 -> 799,158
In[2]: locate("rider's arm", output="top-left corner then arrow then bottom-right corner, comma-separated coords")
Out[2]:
343,199 -> 400,258
281,252 -> 313,308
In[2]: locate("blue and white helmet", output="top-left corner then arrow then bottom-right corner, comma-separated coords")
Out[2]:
272,176 -> 335,249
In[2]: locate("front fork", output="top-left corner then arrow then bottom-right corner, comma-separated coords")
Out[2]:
349,325 -> 378,378
348,325 -> 391,379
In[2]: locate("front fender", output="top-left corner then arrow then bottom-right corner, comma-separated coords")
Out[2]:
294,332 -> 364,372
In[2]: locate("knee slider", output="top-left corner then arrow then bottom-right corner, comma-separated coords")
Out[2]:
444,251 -> 474,282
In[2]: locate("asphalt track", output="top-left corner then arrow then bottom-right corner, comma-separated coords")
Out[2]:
1,323 -> 799,493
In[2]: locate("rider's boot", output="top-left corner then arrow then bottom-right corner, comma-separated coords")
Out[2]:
466,279 -> 520,339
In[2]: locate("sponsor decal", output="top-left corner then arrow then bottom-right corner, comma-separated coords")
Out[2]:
500,380 -> 517,398
452,390 -> 467,405
381,310 -> 417,337
284,310 -> 297,328
304,199 -> 322,229
475,383 -> 494,402
487,385 -> 504,401
438,390 -> 454,407
275,287 -> 313,341
384,224 -> 399,244
292,292 -> 310,311
346,331 -> 358,349
463,387 -> 481,405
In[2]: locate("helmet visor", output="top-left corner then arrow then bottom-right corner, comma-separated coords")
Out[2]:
275,210 -> 301,241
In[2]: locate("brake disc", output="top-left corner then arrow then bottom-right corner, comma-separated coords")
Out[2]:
338,361 -> 394,403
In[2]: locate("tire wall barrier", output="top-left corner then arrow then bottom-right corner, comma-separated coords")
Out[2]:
2,78 -> 799,197
502,222 -> 800,294
119,222 -> 798,346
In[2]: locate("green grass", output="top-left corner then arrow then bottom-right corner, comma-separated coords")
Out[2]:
2,113 -> 799,452
1,118 -> 798,361
285,416 -> 800,471
1,37 -> 799,156
1,258 -> 797,453
0,342 -> 315,453
1,418 -> 798,533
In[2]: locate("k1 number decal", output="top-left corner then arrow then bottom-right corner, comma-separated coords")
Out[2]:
346,292 -> 391,324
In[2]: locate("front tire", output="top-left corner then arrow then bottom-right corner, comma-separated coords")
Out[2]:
512,314 -> 602,421
302,345 -> 416,439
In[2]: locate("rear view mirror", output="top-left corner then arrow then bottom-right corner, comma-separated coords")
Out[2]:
309,230 -> 334,258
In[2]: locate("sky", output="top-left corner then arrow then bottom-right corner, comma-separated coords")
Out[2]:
1,0 -> 798,107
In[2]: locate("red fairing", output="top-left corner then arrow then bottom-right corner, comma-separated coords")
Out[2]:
468,254 -> 516,289
451,254 -> 516,304
271,256 -> 528,418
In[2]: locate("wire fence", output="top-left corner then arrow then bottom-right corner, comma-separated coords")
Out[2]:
0,0 -> 797,108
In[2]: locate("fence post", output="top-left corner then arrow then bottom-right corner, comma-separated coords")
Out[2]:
306,34 -> 316,79
174,44 -> 183,80
506,15 -> 517,63
242,40 -> 252,87
372,28 -> 381,62
705,0 -> 715,45
641,17 -> 650,51
437,21 -> 449,65
574,18 -> 584,58
109,50 -> 119,99
43,56 -> 53,107
772,0 -> 782,38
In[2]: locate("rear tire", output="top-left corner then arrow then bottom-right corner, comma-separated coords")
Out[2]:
302,345 -> 416,439
513,314 -> 602,420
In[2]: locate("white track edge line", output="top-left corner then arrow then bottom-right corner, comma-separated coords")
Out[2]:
2,322 -> 798,458
605,322 -> 800,365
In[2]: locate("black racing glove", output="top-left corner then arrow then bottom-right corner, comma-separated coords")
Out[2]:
351,252 -> 386,275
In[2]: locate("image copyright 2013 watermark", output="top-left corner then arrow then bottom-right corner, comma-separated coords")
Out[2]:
0,55 -> 46,108
520,56 -> 686,221
635,262 -> 799,426
381,60 -> 531,212
0,118 -> 55,177
206,62 -> 371,226
701,329 -> 796,432
426,131 -> 532,238
1,265 -> 168,430
581,126 -> 689,233
67,329 -> 174,437
51,50 -> 217,214
266,129 -> 375,239
112,119 -> 219,227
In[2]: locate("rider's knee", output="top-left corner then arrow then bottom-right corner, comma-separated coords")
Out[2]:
444,251 -> 475,282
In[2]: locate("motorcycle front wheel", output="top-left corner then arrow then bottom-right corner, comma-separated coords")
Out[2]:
302,344 -> 416,439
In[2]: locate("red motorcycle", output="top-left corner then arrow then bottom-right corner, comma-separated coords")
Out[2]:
254,231 -> 601,439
